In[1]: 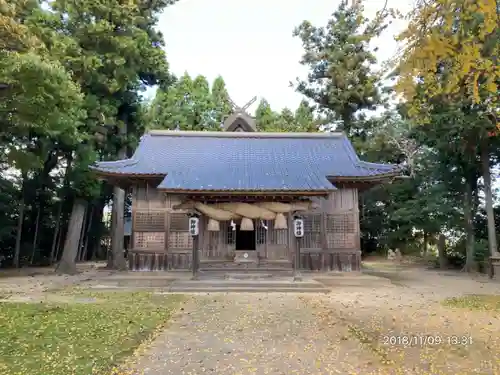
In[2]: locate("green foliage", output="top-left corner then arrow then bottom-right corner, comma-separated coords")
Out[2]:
0,292 -> 183,374
0,0 -> 177,266
0,52 -> 84,137
147,73 -> 232,130
293,0 -> 391,133
0,177 -> 18,256
255,98 -> 322,132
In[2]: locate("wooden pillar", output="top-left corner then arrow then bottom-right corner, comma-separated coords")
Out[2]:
294,236 -> 302,281
320,212 -> 327,270
192,235 -> 199,279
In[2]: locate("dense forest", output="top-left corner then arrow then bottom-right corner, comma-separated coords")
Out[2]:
0,0 -> 498,273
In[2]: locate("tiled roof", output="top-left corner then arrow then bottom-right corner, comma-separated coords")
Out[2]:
92,131 -> 400,192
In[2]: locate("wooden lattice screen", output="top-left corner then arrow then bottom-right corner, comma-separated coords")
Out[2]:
267,220 -> 288,245
204,220 -> 234,258
256,220 -> 267,245
133,210 -> 165,232
303,214 -> 322,249
168,213 -> 192,250
134,232 -> 165,249
225,221 -> 236,245
326,212 -> 357,249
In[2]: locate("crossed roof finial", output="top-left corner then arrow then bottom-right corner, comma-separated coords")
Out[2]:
228,96 -> 257,114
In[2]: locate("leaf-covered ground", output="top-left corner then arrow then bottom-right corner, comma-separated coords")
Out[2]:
0,291 -> 183,375
124,267 -> 500,375
309,268 -> 500,374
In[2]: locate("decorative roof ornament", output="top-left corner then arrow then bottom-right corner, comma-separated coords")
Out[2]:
228,96 -> 257,115
223,96 -> 258,132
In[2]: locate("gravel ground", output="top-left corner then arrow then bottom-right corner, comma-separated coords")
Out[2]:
124,268 -> 500,375
2,263 -> 500,374
0,263 -> 111,296
125,293 -> 382,375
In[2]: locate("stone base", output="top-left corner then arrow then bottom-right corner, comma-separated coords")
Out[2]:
490,256 -> 500,279
233,250 -> 258,264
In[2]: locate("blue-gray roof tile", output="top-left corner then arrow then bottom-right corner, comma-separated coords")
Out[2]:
92,131 -> 400,192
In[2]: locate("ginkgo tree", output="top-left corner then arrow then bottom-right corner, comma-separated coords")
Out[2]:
394,0 -> 500,262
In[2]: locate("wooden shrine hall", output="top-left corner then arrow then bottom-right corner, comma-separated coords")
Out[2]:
91,98 -> 401,272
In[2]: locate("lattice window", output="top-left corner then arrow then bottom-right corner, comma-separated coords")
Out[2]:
168,232 -> 193,249
304,214 -> 321,232
169,213 -> 189,231
134,232 -> 165,249
326,233 -> 356,249
134,211 -> 165,232
225,221 -> 236,244
268,220 -> 288,245
168,213 -> 192,249
256,220 -> 267,245
326,213 -> 356,233
326,213 -> 357,249
303,214 -> 322,249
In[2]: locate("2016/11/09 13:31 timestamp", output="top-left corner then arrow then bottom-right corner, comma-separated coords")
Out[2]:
382,334 -> 473,347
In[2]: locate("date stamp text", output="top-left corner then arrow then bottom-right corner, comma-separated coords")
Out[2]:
382,334 -> 472,347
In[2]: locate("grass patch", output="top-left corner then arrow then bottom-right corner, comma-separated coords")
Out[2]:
0,291 -> 184,375
442,294 -> 500,311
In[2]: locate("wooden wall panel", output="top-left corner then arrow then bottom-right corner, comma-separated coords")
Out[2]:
266,219 -> 289,260
133,211 -> 165,232
134,232 -> 165,250
301,214 -> 322,250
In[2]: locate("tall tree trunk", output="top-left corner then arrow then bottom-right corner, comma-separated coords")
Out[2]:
81,204 -> 94,262
90,197 -> 106,260
110,117 -> 127,270
423,232 -> 428,257
480,136 -> 498,257
13,175 -> 27,268
464,176 -> 476,272
31,151 -> 58,265
29,203 -> 42,265
76,204 -> 88,262
51,155 -> 73,264
50,200 -> 63,264
110,186 -> 127,270
438,233 -> 447,269
56,199 -> 86,275
54,225 -> 64,263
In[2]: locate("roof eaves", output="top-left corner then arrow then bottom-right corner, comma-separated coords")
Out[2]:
339,134 -> 401,173
327,170 -> 402,181
147,130 -> 346,139
155,188 -> 334,195
358,160 -> 400,171
92,158 -> 139,170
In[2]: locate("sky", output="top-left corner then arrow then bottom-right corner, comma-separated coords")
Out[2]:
155,0 -> 414,113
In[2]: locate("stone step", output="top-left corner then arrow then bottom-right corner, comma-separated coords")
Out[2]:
171,279 -> 322,288
199,268 -> 293,274
224,273 -> 275,280
163,286 -> 329,293
89,277 -> 330,293
199,268 -> 293,278
313,275 -> 394,287
89,285 -> 330,294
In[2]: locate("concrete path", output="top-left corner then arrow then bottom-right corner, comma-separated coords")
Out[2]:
126,293 -> 378,375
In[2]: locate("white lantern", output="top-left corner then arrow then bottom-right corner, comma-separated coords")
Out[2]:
188,217 -> 199,236
293,218 -> 304,238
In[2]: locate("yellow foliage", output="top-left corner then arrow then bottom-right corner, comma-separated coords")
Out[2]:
0,0 -> 43,52
394,0 -> 499,113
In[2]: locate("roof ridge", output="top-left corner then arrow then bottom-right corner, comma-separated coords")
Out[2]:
147,130 -> 346,139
